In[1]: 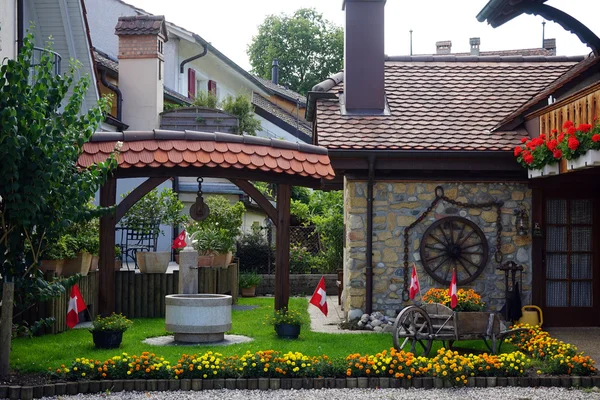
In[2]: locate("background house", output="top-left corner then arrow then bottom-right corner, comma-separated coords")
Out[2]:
307,0 -> 589,326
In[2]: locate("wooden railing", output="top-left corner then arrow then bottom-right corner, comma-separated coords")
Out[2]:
537,83 -> 600,135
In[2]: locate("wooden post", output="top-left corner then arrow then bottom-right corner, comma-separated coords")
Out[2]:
274,184 -> 291,311
0,280 -> 14,377
99,177 -> 117,315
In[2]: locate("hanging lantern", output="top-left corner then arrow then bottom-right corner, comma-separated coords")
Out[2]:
189,177 -> 210,221
514,205 -> 529,236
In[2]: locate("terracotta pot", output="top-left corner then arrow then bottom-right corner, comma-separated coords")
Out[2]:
212,251 -> 233,268
241,286 -> 256,297
62,252 -> 92,276
40,259 -> 65,275
90,255 -> 99,272
197,255 -> 214,267
137,251 -> 170,273
175,254 -> 180,265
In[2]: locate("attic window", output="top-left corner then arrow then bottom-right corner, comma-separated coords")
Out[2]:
158,40 -> 164,55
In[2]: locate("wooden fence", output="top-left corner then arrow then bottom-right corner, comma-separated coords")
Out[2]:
114,263 -> 239,318
11,262 -> 238,334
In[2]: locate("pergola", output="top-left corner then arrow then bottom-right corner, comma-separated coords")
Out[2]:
77,130 -> 335,315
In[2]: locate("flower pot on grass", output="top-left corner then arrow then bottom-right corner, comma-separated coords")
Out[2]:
275,323 -> 301,339
137,251 -> 170,273
90,313 -> 132,349
240,272 -> 262,297
269,307 -> 305,339
241,287 -> 257,297
92,330 -> 123,349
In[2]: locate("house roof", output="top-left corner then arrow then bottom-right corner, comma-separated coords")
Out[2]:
450,48 -> 554,57
114,15 -> 167,38
253,76 -> 306,106
93,48 -> 119,73
252,93 -> 312,138
77,130 -> 334,182
310,55 -> 580,151
494,55 -> 600,130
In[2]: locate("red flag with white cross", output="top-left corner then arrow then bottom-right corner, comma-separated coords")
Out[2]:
310,276 -> 328,316
66,284 -> 87,329
172,230 -> 187,249
449,268 -> 458,309
409,264 -> 420,300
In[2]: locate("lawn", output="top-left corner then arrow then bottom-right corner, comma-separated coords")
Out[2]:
10,297 -> 512,373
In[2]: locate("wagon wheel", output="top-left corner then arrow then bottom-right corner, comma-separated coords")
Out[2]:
392,306 -> 433,356
419,216 -> 489,285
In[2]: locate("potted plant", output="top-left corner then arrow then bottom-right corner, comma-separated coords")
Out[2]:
239,271 -> 262,297
39,236 -> 73,275
187,196 -> 244,267
89,313 -> 133,349
514,134 -> 560,178
193,228 -> 220,267
121,188 -> 186,273
268,307 -> 306,339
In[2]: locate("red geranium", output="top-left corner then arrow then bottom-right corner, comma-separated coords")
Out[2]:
520,137 -> 528,144
593,134 -> 600,143
514,146 -> 523,157
551,128 -> 558,134
567,126 -> 577,135
553,150 -> 562,159
546,139 -> 558,152
578,123 -> 593,133
563,120 -> 574,129
523,153 -> 534,165
557,132 -> 565,143
568,137 -> 580,151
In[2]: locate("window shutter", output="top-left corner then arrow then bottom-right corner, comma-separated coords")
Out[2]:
187,69 -> 196,98
208,80 -> 217,96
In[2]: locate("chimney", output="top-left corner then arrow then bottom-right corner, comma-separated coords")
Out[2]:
343,0 -> 386,113
436,40 -> 452,55
271,59 -> 279,85
115,15 -> 168,131
544,38 -> 556,56
469,37 -> 480,56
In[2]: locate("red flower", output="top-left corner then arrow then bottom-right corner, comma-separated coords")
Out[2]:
514,146 -> 523,157
553,150 -> 562,159
551,129 -> 558,134
593,134 -> 600,142
558,133 -> 565,143
568,137 -> 580,151
563,120 -> 574,129
540,134 -> 547,141
567,126 -> 576,135
520,137 -> 528,144
547,139 -> 558,151
523,154 -> 534,165
577,123 -> 592,132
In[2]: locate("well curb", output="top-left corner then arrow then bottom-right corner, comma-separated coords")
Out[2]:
1,375 -> 599,398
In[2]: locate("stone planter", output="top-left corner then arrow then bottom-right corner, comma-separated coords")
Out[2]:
62,252 -> 92,276
92,330 -> 123,349
90,255 -> 99,272
197,255 -> 214,267
137,251 -> 170,273
39,259 -> 65,275
568,150 -> 600,170
528,164 -> 559,179
165,294 -> 232,343
212,251 -> 233,267
274,323 -> 301,339
241,286 -> 257,297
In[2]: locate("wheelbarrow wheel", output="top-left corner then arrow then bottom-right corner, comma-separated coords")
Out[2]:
392,305 -> 433,356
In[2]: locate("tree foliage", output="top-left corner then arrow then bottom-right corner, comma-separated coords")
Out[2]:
0,32 -> 117,375
247,8 -> 343,95
221,94 -> 261,136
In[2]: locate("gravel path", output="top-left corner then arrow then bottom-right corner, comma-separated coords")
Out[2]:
38,387 -> 600,400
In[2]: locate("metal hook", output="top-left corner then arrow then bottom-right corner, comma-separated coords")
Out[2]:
435,186 -> 445,199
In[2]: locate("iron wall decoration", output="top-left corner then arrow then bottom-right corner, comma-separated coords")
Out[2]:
189,177 -> 210,221
402,186 -> 504,300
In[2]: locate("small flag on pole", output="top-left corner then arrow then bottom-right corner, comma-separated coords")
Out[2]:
172,230 -> 187,249
66,284 -> 87,329
309,276 -> 328,316
449,268 -> 458,309
409,264 -> 420,300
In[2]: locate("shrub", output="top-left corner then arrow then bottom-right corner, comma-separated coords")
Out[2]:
239,272 -> 262,288
237,227 -> 271,274
266,306 -> 307,327
290,244 -> 312,274
89,313 -> 132,333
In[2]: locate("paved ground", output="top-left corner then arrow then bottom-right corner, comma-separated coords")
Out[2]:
547,327 -> 600,362
309,296 -> 379,334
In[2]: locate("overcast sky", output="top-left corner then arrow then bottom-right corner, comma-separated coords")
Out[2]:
125,0 -> 599,71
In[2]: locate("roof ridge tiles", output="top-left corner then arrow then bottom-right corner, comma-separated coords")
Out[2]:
385,55 -> 585,63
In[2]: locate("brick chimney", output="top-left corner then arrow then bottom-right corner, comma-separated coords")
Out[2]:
343,0 -> 386,114
436,40 -> 452,55
115,15 -> 168,130
469,37 -> 480,56
544,38 -> 556,56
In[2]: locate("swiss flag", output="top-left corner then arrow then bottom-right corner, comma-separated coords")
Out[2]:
409,264 -> 420,300
309,276 -> 328,316
449,269 -> 458,309
172,230 -> 187,249
66,284 -> 87,329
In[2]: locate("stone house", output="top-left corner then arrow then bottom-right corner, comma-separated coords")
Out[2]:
306,0 -> 593,326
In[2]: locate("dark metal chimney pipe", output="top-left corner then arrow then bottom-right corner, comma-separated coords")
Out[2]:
271,59 -> 279,85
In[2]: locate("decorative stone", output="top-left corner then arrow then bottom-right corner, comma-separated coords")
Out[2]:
516,248 -> 529,263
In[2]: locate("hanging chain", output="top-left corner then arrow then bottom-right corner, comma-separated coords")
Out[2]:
196,177 -> 204,197
401,186 -> 504,301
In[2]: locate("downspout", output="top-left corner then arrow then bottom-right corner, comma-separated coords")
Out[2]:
17,0 -> 24,51
179,41 -> 208,73
365,155 -> 375,314
100,69 -> 123,121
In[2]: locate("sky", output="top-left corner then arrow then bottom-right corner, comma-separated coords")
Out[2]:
125,0 -> 600,72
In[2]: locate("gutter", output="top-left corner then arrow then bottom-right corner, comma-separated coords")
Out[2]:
365,156 -> 375,315
179,39 -> 207,73
17,0 -> 24,51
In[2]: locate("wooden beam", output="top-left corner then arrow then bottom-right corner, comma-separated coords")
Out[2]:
99,176 -> 117,315
231,179 -> 278,226
274,184 -> 291,311
115,177 -> 170,224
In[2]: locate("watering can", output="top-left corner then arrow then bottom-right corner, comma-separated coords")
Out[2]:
518,305 -> 543,327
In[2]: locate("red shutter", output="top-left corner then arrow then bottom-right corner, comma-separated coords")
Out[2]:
187,69 -> 196,98
208,80 -> 217,96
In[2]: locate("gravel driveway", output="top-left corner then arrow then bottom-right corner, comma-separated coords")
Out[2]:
38,387 -> 600,400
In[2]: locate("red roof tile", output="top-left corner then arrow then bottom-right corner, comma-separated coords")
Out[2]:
77,131 -> 334,181
314,58 -> 579,151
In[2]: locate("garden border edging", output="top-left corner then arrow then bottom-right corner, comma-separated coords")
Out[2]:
1,375 -> 599,399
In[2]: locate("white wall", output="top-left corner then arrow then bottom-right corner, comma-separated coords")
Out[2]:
84,0 -> 136,58
0,0 -> 17,61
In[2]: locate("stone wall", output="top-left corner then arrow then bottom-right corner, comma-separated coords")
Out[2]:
343,180 -> 532,319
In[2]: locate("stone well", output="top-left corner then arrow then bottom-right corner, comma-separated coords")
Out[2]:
165,294 -> 232,343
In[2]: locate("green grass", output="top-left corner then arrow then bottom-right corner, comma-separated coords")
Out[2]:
10,297 -> 513,373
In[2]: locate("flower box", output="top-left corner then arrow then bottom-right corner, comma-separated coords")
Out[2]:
527,164 -> 559,179
568,149 -> 600,170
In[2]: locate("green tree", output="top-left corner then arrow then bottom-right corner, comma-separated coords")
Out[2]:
0,32 -> 117,377
191,91 -> 219,109
221,93 -> 261,136
247,8 -> 343,95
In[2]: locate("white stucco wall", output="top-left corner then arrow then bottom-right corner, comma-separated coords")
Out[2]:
84,0 -> 137,57
0,0 -> 17,60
